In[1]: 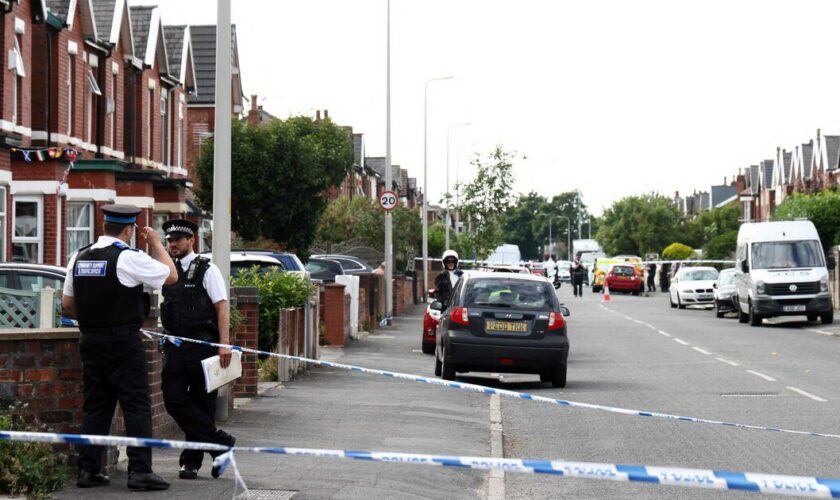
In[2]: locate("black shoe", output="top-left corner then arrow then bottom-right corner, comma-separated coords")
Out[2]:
211,434 -> 236,479
178,466 -> 198,480
77,470 -> 110,488
127,471 -> 170,491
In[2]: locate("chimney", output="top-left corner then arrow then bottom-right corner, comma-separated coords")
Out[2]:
247,94 -> 260,126
250,95 -> 258,112
316,110 -> 321,122
324,110 -> 329,119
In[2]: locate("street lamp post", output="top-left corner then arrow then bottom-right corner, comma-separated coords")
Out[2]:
384,0 -> 393,322
445,122 -> 471,250
422,76 -> 452,301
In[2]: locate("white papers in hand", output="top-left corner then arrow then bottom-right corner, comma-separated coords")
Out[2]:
201,350 -> 243,393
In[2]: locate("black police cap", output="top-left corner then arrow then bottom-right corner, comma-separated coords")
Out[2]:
163,218 -> 198,239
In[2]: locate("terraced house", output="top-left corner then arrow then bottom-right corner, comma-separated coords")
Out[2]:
0,0 -> 238,266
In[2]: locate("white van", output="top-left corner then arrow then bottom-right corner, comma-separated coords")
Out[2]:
735,221 -> 834,326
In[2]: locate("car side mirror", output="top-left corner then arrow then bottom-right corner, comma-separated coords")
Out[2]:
741,260 -> 749,274
560,306 -> 570,317
430,301 -> 444,312
828,256 -> 836,271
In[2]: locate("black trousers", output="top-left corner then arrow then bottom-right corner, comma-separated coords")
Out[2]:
647,276 -> 656,291
78,330 -> 152,474
162,341 -> 230,469
572,277 -> 583,296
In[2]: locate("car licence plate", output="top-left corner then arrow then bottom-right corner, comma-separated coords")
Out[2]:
485,321 -> 528,333
783,304 -> 807,312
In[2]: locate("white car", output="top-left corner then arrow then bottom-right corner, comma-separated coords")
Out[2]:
556,261 -> 572,282
669,266 -> 720,309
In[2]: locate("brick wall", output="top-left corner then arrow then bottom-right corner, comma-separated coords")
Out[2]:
323,283 -> 347,346
3,1 -> 33,142
186,106 -> 214,185
231,287 -> 259,398
392,276 -> 406,316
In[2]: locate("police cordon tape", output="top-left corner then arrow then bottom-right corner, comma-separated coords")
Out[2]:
2,429 -> 840,498
142,329 -> 840,441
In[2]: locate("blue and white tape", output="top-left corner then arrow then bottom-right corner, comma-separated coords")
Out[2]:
1,429 -> 839,498
144,330 -> 840,441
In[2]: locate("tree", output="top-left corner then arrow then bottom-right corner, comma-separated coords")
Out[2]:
596,194 -> 682,256
501,191 -> 592,261
662,242 -> 695,260
195,116 -> 353,254
456,146 -> 518,259
773,189 -> 840,251
680,204 -> 740,249
703,230 -> 738,260
501,192 -> 545,260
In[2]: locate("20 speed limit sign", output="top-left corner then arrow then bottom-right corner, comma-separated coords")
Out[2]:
379,191 -> 398,211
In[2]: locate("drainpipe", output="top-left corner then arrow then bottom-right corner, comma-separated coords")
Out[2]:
95,46 -> 112,158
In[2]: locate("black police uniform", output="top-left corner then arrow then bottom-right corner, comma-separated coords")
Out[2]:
70,205 -> 168,490
160,219 -> 234,478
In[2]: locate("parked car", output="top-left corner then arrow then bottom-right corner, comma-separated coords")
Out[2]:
203,252 -> 286,276
305,257 -> 346,282
432,271 -> 570,387
669,266 -> 719,309
713,268 -> 738,318
735,221 -> 834,326
484,265 -> 531,274
421,303 -> 442,354
233,249 -> 304,273
0,263 -> 66,292
311,254 -> 374,274
605,264 -> 644,295
555,261 -> 571,282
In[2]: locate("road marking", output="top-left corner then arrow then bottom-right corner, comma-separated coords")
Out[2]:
746,370 -> 777,382
488,394 -> 505,500
624,316 -> 633,321
692,347 -> 711,355
715,357 -> 740,367
804,328 -> 835,336
673,338 -> 689,346
658,330 -> 671,337
786,386 -> 828,402
632,319 -> 645,325
645,323 -> 657,330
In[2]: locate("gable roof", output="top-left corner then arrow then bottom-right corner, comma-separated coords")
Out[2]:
91,0 -> 115,40
91,0 -> 134,57
824,135 -> 840,171
760,159 -> 774,188
45,0 -> 70,21
162,25 -> 196,91
48,0 -> 97,37
782,151 -> 792,184
748,165 -> 760,195
129,5 -> 171,77
710,184 -> 736,206
801,141 -> 814,180
187,25 -> 243,108
129,5 -> 153,60
365,157 -> 386,178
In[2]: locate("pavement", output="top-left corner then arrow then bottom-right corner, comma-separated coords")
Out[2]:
52,286 -> 840,499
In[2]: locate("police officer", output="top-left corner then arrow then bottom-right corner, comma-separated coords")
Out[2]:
62,205 -> 178,491
160,219 -> 235,480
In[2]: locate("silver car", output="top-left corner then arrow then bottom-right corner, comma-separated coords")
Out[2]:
713,268 -> 738,318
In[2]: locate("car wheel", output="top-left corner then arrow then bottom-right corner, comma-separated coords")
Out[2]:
715,301 -> 724,318
807,314 -> 818,323
821,310 -> 834,325
749,302 -> 762,327
441,346 -> 456,381
669,293 -> 676,308
434,351 -> 442,376
422,341 -> 435,355
539,371 -> 551,383
677,293 -> 686,309
551,365 -> 567,388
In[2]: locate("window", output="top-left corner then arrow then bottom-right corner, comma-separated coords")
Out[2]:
109,72 -> 116,149
10,35 -> 25,126
751,240 -> 824,270
153,213 -> 167,233
66,56 -> 74,136
177,102 -> 184,167
12,197 -> 43,263
66,202 -> 93,255
147,88 -> 154,159
18,273 -> 62,293
86,69 -> 101,144
0,187 -> 6,261
160,89 -> 168,165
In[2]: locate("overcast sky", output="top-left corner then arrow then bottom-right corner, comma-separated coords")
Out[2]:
136,0 -> 840,215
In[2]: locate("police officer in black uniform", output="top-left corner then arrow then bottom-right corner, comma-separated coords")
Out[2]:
62,205 -> 178,491
160,219 -> 236,480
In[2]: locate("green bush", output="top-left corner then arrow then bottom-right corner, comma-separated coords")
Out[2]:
662,242 -> 695,261
0,405 -> 68,499
703,230 -> 738,260
231,267 -> 315,352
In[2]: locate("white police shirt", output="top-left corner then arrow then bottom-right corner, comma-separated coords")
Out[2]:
63,236 -> 170,296
176,251 -> 228,304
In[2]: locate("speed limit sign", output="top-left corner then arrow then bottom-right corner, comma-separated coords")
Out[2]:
379,191 -> 398,211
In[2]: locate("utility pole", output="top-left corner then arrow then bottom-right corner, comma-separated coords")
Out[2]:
384,0 -> 393,322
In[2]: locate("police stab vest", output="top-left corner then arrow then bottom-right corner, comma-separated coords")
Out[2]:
161,256 -> 217,338
73,242 -> 146,331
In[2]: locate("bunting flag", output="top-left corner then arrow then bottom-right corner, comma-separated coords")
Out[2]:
10,146 -> 78,163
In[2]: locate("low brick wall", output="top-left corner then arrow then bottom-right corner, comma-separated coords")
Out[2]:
323,283 -> 347,346
231,287 -> 259,399
277,308 -> 305,379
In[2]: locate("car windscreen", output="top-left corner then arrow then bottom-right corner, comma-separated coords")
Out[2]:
751,240 -> 824,269
463,279 -> 555,310
718,271 -> 736,286
611,266 -> 635,277
681,269 -> 718,281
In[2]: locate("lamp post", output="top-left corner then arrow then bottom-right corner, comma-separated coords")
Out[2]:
445,122 -> 471,250
422,76 -> 453,301
384,0 -> 393,322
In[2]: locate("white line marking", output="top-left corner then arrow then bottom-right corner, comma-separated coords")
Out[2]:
624,316 -> 633,320
746,370 -> 776,382
658,330 -> 671,337
673,338 -> 689,346
692,347 -> 711,355
804,328 -> 834,336
488,394 -> 505,500
714,357 -> 739,367
633,319 -> 645,325
645,323 -> 657,330
786,386 -> 828,402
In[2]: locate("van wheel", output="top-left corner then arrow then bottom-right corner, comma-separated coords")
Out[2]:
749,303 -> 762,327
551,365 -> 567,388
821,310 -> 834,325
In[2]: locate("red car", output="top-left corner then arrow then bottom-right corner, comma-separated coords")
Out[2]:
422,305 -> 441,354
605,265 -> 644,295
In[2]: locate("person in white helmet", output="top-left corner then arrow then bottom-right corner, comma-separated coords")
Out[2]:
434,250 -> 463,305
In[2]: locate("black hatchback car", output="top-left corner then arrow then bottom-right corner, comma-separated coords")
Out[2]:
433,272 -> 570,387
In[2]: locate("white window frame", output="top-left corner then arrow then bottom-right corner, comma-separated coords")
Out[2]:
66,56 -> 74,136
12,196 -> 43,263
160,89 -> 168,165
178,101 -> 184,167
66,202 -> 94,255
10,34 -> 25,126
85,69 -> 101,144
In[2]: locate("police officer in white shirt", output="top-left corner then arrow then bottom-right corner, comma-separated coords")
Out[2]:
159,219 -> 235,480
62,204 -> 178,491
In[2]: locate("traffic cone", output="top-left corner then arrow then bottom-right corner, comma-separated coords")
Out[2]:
602,281 -> 611,302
